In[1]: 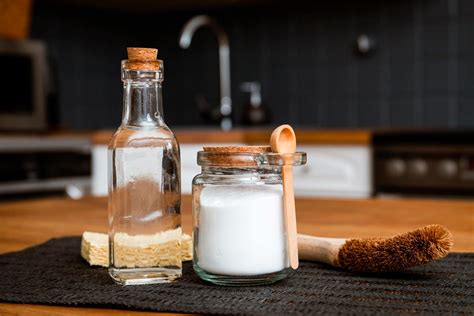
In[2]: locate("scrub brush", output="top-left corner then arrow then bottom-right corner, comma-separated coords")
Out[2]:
298,224 -> 453,273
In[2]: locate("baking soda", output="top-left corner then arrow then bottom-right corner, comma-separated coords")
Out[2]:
196,185 -> 288,276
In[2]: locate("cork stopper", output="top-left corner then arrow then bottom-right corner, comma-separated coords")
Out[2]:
124,47 -> 161,71
127,47 -> 157,61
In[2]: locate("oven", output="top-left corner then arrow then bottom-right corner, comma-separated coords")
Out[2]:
0,39 -> 49,131
374,131 -> 474,197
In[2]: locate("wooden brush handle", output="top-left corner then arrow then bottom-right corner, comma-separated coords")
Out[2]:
297,234 -> 347,266
282,165 -> 299,269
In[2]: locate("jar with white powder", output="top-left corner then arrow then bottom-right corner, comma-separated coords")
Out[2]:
192,146 -> 306,286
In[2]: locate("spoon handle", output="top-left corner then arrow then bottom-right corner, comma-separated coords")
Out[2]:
282,165 -> 299,269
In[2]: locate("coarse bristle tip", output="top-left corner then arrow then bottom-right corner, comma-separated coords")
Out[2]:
420,224 -> 453,258
338,224 -> 453,273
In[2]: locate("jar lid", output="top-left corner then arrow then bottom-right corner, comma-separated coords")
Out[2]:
198,146 -> 307,167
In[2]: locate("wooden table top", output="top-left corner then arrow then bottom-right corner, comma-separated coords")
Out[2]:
91,128 -> 372,146
0,195 -> 473,315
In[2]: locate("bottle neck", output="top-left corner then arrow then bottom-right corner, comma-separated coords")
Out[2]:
122,80 -> 164,128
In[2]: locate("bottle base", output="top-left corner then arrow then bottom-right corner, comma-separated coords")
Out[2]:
109,267 -> 182,285
193,264 -> 290,286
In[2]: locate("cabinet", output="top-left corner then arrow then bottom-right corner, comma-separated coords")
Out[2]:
0,136 -> 91,199
92,143 -> 372,198
293,145 -> 372,198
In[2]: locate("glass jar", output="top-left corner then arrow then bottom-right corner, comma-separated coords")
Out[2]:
192,146 -> 306,286
108,48 -> 181,285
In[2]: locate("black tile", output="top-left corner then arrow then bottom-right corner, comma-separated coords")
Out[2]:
295,92 -> 325,127
390,58 -> 415,94
357,55 -> 382,97
29,1 -> 474,129
458,19 -> 474,57
387,25 -> 415,59
422,96 -> 453,127
423,59 -> 450,93
389,97 -> 416,127
229,14 -> 262,124
327,65 -> 353,96
423,23 -> 451,58
458,0 -> 474,17
458,59 -> 474,97
357,98 -> 382,127
458,98 -> 474,127
421,0 -> 453,21
385,1 -> 415,27
326,97 -> 351,127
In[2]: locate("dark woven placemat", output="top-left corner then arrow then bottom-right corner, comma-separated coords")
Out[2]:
0,237 -> 473,315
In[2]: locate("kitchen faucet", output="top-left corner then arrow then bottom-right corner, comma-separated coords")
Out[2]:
179,15 -> 232,130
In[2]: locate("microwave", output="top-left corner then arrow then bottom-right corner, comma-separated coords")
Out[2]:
0,39 -> 48,131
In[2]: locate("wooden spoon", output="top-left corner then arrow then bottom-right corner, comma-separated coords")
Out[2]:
270,124 -> 299,269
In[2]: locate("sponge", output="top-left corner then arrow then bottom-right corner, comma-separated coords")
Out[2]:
81,230 -> 192,268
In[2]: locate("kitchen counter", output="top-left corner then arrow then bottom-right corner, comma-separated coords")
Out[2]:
0,196 -> 472,315
91,128 -> 372,145
2,128 -> 369,146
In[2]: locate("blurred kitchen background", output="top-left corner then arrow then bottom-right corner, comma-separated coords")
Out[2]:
0,0 -> 473,200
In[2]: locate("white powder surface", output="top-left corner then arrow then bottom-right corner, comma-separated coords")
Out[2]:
197,185 -> 288,276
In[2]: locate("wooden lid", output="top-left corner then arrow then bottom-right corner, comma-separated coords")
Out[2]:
203,146 -> 271,153
198,145 -> 307,167
199,146 -> 271,167
124,47 -> 161,71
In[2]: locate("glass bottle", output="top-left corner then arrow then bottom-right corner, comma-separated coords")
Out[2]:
108,48 -> 181,285
192,146 -> 306,286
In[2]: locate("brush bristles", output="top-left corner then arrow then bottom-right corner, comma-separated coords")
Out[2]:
337,225 -> 454,273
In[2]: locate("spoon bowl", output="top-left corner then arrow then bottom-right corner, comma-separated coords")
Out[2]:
271,125 -> 296,154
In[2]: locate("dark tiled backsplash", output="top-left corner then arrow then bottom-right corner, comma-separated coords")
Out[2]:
32,0 -> 474,129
